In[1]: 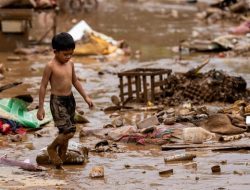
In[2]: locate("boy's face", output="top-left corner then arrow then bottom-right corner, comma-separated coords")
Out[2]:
54,49 -> 74,64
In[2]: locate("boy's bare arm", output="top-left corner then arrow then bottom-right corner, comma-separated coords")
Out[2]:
37,64 -> 52,120
72,63 -> 93,107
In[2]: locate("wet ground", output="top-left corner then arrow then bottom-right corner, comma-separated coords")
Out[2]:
0,0 -> 250,189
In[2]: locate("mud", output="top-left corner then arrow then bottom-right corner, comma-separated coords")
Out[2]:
0,0 -> 250,189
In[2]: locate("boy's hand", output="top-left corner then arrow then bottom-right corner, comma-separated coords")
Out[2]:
37,107 -> 45,120
85,96 -> 94,108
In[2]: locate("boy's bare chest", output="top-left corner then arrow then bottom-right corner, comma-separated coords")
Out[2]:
52,64 -> 72,78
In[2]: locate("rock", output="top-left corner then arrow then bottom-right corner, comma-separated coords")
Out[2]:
24,142 -> 35,150
111,95 -> 121,106
163,117 -> 176,125
89,166 -> 104,178
9,134 -> 22,142
103,124 -> 115,128
136,116 -> 159,129
166,108 -> 175,114
112,116 -> 124,127
211,165 -> 221,173
159,169 -> 174,177
95,140 -> 109,149
74,112 -> 89,124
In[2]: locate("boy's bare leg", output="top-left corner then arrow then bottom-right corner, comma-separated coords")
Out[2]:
47,134 -> 65,169
58,141 -> 68,163
58,132 -> 75,163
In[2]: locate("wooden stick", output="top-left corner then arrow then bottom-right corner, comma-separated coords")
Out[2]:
162,143 -> 250,151
0,82 -> 22,92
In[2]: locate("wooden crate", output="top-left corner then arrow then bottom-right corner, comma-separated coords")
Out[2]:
118,68 -> 172,104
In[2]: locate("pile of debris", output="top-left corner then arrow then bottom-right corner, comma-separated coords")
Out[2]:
163,68 -> 249,106
196,0 -> 250,22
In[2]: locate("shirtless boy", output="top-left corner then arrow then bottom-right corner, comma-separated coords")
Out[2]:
37,32 -> 93,169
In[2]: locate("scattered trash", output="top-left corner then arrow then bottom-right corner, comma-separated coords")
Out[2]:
203,114 -> 247,135
68,20 -> 130,56
0,154 -> 46,172
219,133 -> 246,142
108,125 -> 137,141
233,170 -> 244,175
246,116 -> 250,126
182,127 -> 216,144
0,98 -> 52,128
229,21 -> 250,35
92,140 -> 124,153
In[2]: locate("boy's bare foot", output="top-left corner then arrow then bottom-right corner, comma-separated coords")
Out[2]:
47,144 -> 63,166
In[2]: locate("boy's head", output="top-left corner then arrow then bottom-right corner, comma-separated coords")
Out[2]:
52,32 -> 75,51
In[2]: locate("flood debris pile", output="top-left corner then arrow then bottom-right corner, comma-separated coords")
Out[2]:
89,103 -> 250,146
68,20 -> 131,58
95,76 -> 250,148
117,64 -> 249,106
163,69 -> 249,106
180,34 -> 250,55
196,0 -> 250,22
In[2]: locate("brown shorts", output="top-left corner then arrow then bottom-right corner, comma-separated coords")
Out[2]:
50,93 -> 76,134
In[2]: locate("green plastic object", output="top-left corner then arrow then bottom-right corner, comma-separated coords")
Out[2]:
0,98 -> 52,128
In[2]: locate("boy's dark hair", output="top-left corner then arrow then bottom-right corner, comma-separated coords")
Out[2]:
52,32 -> 75,51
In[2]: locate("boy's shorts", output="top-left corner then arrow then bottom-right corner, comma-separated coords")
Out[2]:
50,93 -> 76,134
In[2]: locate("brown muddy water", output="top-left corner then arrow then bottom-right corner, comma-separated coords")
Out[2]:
0,0 -> 250,189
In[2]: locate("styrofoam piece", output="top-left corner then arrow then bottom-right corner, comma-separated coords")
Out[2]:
68,20 -> 92,41
68,20 -> 118,45
246,116 -> 250,126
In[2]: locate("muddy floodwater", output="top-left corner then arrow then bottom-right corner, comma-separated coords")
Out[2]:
0,0 -> 250,189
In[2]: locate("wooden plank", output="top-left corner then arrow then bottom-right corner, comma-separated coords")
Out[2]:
143,76 -> 147,103
161,143 -> 250,151
0,82 -> 22,92
154,79 -> 168,87
0,9 -> 33,20
119,76 -> 124,103
122,90 -> 138,96
150,75 -> 155,102
127,76 -> 133,99
135,76 -> 140,101
117,68 -> 171,77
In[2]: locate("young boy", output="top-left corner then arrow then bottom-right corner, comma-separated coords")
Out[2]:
37,32 -> 93,169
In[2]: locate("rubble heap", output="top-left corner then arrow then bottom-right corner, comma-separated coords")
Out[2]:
163,69 -> 249,106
